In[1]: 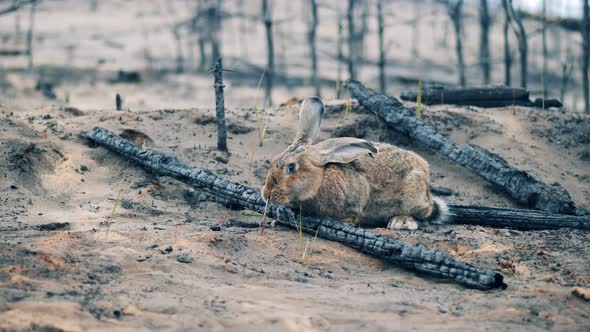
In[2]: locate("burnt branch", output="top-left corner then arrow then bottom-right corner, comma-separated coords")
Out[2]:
348,80 -> 580,215
85,127 -> 506,291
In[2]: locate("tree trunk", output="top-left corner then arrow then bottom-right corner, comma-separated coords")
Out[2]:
347,0 -> 357,81
308,0 -> 320,97
377,0 -> 385,93
262,0 -> 274,105
448,1 -> 466,87
212,58 -> 228,152
583,0 -> 590,114
479,0 -> 491,85
560,62 -> 573,107
26,0 -> 37,70
336,15 -> 344,98
505,0 -> 528,88
173,27 -> 184,74
86,127 -> 506,291
541,0 -> 547,109
448,205 -> 590,230
502,0 -> 511,86
348,80 -> 580,215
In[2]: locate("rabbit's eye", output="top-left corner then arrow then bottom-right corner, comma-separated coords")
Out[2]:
285,162 -> 297,175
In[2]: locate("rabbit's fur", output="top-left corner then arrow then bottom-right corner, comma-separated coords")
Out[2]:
261,97 -> 447,230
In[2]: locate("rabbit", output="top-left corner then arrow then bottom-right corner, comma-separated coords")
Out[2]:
261,96 -> 448,230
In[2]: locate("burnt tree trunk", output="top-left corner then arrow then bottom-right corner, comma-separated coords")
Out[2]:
26,0 -> 37,70
502,0 -> 511,86
479,0 -> 491,85
212,58 -> 228,152
347,0 -> 357,81
448,205 -> 590,230
207,0 -> 221,64
377,0 -> 386,93
86,127 -> 506,291
308,0 -> 320,97
173,27 -> 184,73
262,0 -> 274,105
448,1 -> 466,87
336,15 -> 344,98
583,0 -> 590,114
349,80 -> 579,215
505,0 -> 528,88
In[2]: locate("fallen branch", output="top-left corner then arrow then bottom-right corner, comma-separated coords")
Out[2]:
448,205 -> 589,230
348,80 -> 579,215
400,86 -> 562,108
85,127 -> 505,290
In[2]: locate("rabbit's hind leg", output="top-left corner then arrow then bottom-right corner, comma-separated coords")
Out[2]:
387,216 -> 418,230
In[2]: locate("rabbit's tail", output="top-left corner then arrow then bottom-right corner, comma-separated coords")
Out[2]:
429,196 -> 450,224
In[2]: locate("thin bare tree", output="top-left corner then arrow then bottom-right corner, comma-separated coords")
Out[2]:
212,58 -> 228,152
308,0 -> 320,96
502,0 -> 511,86
448,0 -> 466,86
347,0 -> 357,81
336,14 -> 344,98
262,0 -> 274,104
377,0 -> 386,93
26,0 -> 37,70
479,0 -> 491,85
504,0 -> 528,88
583,0 -> 590,113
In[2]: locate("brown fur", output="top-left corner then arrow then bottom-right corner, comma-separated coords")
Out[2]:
261,97 -> 436,229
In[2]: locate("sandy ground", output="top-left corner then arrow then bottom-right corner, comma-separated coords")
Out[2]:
1,1 -> 590,331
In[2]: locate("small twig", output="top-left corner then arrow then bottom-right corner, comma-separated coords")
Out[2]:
106,190 -> 122,238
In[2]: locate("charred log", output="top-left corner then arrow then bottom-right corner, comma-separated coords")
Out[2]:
400,87 -> 561,109
86,126 -> 506,291
349,80 -> 578,215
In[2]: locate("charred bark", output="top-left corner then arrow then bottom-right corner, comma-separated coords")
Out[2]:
349,80 -> 578,215
212,58 -> 228,152
86,127 -> 506,291
449,205 -> 590,230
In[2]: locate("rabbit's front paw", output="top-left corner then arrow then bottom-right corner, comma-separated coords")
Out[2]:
387,216 -> 418,230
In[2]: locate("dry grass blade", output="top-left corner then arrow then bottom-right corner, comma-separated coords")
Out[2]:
416,79 -> 422,119
259,200 -> 269,235
106,189 -> 122,238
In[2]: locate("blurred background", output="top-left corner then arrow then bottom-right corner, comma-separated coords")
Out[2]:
0,0 -> 587,112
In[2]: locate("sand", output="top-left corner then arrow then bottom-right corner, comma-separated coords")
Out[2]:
1,1 -> 590,331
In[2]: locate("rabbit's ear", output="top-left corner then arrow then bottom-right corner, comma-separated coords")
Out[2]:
294,97 -> 324,144
310,138 -> 378,166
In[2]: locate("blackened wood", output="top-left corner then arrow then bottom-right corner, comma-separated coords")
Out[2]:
86,127 -> 506,291
212,57 -> 228,152
449,204 -> 590,230
400,87 -> 562,109
349,80 -> 578,215
308,0 -> 320,97
400,86 -> 529,105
